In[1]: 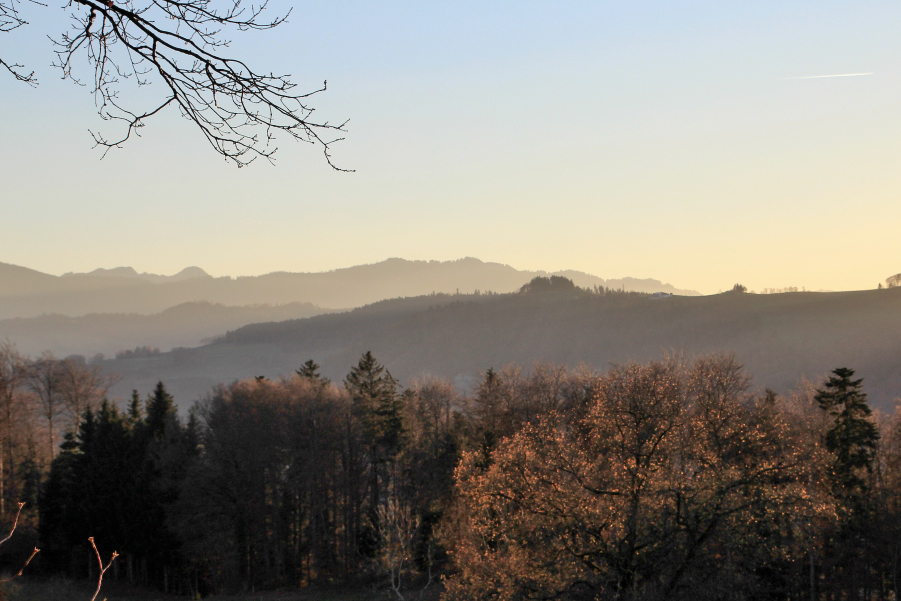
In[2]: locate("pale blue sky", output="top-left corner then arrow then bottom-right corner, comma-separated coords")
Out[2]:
1,1 -> 899,293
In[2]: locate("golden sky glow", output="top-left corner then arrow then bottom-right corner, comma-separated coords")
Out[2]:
1,1 -> 899,293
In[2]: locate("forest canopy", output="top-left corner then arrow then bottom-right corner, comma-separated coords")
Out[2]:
1,351 -> 900,600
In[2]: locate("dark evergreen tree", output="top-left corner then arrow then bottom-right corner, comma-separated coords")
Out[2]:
37,430 -> 84,570
345,352 -> 405,552
38,382 -> 197,592
183,409 -> 201,455
472,368 -> 505,454
137,382 -> 192,591
815,367 -> 881,598
345,352 -> 404,462
127,389 -> 143,427
16,454 -> 42,509
815,367 -> 880,504
296,359 -> 330,386
144,381 -> 176,441
39,403 -> 136,572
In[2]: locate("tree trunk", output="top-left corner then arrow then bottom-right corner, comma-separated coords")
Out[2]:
47,413 -> 54,461
6,407 -> 15,511
0,439 -> 5,517
809,546 -> 816,601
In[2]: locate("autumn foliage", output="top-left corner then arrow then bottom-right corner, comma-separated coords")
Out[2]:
3,350 -> 901,600
444,357 -> 883,601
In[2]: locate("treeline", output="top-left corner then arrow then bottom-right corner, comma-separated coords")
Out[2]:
3,349 -> 901,600
115,346 -> 161,360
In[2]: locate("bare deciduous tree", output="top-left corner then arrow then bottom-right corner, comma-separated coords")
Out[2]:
377,496 -> 419,601
0,342 -> 28,517
1,0 -> 349,167
27,352 -> 66,461
24,353 -> 115,461
59,356 -> 116,429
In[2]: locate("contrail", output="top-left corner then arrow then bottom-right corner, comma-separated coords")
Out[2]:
783,72 -> 873,80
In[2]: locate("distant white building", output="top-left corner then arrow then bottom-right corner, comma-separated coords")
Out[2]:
649,292 -> 673,300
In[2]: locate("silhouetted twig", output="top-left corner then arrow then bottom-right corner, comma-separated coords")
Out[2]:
0,502 -> 40,583
88,536 -> 118,601
2,0 -> 350,167
0,0 -> 39,84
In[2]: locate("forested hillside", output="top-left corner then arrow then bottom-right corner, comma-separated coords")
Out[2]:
103,286 -> 901,410
4,278 -> 901,600
4,352 -> 900,601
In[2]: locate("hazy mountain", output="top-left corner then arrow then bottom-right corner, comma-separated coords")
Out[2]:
0,258 -> 699,319
0,261 -> 61,296
102,287 -> 901,411
0,301 -> 328,357
61,265 -> 212,283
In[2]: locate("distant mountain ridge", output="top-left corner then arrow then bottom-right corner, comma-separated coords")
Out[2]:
61,266 -> 211,284
0,262 -> 61,296
0,258 -> 699,320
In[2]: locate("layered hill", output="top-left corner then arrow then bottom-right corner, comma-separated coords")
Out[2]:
0,301 -> 328,357
103,287 -> 901,411
0,258 -> 698,319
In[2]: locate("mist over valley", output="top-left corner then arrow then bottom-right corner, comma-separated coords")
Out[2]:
95,282 -> 901,411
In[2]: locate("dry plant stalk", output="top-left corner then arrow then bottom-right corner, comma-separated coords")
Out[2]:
88,537 -> 118,601
0,501 -> 117,601
0,502 -> 39,583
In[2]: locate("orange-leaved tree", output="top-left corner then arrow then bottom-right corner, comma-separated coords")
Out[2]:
443,355 -> 827,601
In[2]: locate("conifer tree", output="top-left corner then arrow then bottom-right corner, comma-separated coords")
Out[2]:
183,409 -> 201,456
297,359 -> 330,386
815,367 -> 880,505
145,381 -> 176,441
38,381 -> 195,590
38,430 -> 84,568
345,352 -> 404,461
345,352 -> 405,548
472,368 -> 504,453
127,389 -> 143,427
814,370 -> 882,597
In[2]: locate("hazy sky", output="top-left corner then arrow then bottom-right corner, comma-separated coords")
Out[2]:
1,1 -> 899,294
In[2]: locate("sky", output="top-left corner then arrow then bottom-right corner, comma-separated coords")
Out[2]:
1,1 -> 899,294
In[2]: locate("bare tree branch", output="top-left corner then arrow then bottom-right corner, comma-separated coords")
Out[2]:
0,0 -> 39,84
88,536 -> 118,601
2,0 -> 350,167
0,502 -> 115,600
0,502 -> 40,584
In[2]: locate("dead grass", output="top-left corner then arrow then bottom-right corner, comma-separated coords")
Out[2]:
7,578 -> 416,601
